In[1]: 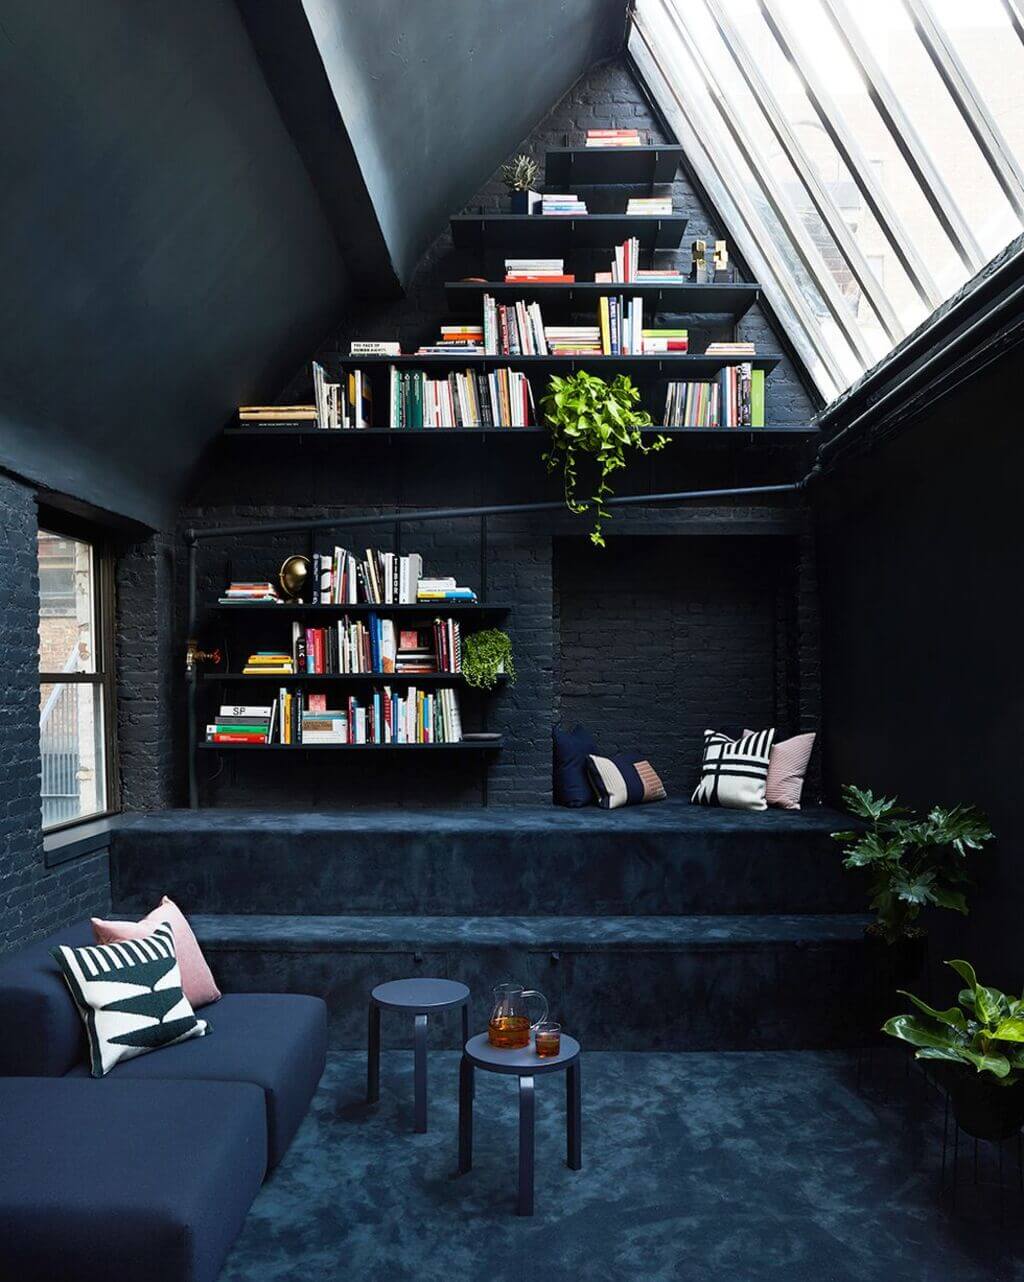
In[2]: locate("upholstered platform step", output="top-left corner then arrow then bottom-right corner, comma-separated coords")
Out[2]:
111,804 -> 860,916
191,913 -> 871,1052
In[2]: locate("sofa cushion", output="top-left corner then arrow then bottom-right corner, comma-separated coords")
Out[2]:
93,897 -> 222,1008
53,921 -> 210,1077
0,920 -> 93,1076
67,992 -> 326,1167
0,1075 -> 266,1282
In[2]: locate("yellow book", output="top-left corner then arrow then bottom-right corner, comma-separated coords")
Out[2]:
599,296 -> 611,355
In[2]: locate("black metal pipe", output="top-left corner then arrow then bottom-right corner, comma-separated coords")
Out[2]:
186,537 -> 198,809
184,482 -> 803,543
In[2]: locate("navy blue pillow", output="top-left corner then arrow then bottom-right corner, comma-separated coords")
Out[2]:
553,724 -> 599,807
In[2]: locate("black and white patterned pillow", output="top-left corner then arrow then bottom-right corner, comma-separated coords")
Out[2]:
52,922 -> 209,1077
692,729 -> 775,811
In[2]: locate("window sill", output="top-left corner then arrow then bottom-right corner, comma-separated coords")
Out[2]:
43,815 -> 121,868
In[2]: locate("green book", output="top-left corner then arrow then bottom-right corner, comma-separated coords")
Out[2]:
751,368 -> 765,428
411,371 -> 423,429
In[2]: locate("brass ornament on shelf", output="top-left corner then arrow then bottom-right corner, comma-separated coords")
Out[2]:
278,554 -> 311,600
185,639 -> 222,674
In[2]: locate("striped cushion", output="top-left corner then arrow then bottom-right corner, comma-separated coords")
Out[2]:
691,728 -> 775,811
52,923 -> 209,1078
587,754 -> 667,809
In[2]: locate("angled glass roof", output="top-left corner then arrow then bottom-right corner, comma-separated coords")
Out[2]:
629,0 -> 1024,401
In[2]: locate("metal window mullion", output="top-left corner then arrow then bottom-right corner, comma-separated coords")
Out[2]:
631,14 -> 846,396
759,0 -> 943,311
904,0 -> 1024,219
704,0 -> 904,346
661,0 -> 876,368
39,672 -> 103,683
820,0 -> 984,274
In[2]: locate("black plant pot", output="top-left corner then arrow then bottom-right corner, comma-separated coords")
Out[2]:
509,190 -> 539,214
942,1069 -> 1024,1141
863,927 -> 929,1038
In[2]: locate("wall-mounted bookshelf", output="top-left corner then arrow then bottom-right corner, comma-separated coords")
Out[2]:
198,740 -> 503,753
450,213 -> 688,251
205,673 -> 508,685
545,145 -> 684,186
223,425 -> 818,440
337,353 -> 780,376
210,601 -> 511,615
444,280 -> 760,318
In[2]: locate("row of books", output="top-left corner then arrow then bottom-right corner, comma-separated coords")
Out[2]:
313,361 -> 373,430
205,689 -> 464,746
388,366 -> 535,427
594,238 -> 687,287
483,296 -> 547,356
308,548 -> 426,606
288,618 -> 462,675
663,364 -> 765,428
585,128 -> 643,148
597,295 -> 689,356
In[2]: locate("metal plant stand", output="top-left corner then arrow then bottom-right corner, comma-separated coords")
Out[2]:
939,1092 -> 1024,1226
457,1031 -> 582,1217
367,978 -> 470,1133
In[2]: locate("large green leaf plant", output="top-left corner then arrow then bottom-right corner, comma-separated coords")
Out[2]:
885,960 -> 1024,1083
831,785 -> 993,942
541,371 -> 669,546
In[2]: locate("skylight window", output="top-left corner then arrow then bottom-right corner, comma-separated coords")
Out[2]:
629,0 -> 1024,400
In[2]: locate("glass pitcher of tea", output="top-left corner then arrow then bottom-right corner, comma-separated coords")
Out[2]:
488,983 -> 549,1049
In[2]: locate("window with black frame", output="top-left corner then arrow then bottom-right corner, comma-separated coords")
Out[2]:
37,520 -> 118,830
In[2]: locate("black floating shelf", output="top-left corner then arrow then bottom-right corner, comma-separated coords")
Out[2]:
545,145 -> 685,186
223,425 -> 816,439
199,740 -> 504,752
210,602 -> 511,615
204,673 -> 506,685
444,280 -> 759,318
331,354 -> 780,376
450,214 -> 687,252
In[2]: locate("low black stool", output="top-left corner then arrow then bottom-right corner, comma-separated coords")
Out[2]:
367,978 -> 470,1133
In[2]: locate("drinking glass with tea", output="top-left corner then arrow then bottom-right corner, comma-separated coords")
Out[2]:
488,983 -> 548,1049
534,1022 -> 561,1057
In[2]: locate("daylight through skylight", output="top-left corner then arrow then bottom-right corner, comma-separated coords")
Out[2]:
629,0 -> 1024,400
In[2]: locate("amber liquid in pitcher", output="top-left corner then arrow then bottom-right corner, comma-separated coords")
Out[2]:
488,1015 -> 531,1049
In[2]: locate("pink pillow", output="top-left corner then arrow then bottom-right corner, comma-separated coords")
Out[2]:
745,730 -> 816,810
92,897 -> 221,1008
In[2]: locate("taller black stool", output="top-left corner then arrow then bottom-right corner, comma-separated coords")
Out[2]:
367,978 -> 470,1133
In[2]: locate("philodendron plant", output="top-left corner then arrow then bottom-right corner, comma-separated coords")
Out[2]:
831,785 -> 993,943
541,370 -> 669,546
885,960 -> 1024,1083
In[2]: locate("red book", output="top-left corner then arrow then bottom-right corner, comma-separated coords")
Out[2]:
209,732 -> 266,744
504,275 -> 576,283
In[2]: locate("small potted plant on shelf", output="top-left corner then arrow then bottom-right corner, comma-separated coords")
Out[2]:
462,629 -> 516,690
832,786 -> 993,1032
885,960 -> 1024,1141
501,154 -> 541,214
542,370 -> 669,547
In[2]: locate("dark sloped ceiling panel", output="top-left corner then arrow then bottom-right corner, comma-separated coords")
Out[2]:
0,0 -> 350,529
298,0 -> 628,286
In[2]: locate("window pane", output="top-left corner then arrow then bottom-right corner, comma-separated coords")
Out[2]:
39,682 -> 106,828
38,530 -> 97,674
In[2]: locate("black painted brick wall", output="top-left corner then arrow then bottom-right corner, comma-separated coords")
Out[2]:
118,54 -> 821,811
0,475 -> 110,955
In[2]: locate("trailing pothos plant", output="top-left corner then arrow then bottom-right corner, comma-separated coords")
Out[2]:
885,960 -> 1024,1083
831,785 -> 993,943
541,371 -> 669,546
462,629 -> 516,691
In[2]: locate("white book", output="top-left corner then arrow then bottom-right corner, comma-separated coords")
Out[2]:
219,705 -> 273,717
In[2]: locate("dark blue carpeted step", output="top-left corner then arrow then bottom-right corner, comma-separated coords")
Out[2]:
192,913 -> 871,1052
112,804 -> 860,916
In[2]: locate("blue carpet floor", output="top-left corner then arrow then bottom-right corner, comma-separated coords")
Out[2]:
221,1051 -> 1021,1282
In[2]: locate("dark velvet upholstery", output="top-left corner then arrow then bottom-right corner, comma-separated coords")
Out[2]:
0,920 -> 93,1075
0,1076 -> 266,1282
64,993 -> 327,1168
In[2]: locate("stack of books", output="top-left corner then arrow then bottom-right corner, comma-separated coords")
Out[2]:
416,324 -> 485,356
396,620 -> 462,674
350,341 -> 401,356
388,368 -> 534,428
663,364 -> 764,428
300,707 -> 348,745
642,328 -> 689,354
206,704 -> 277,746
418,577 -> 477,602
627,196 -> 672,215
705,341 -> 756,357
542,193 -> 588,216
544,326 -> 602,356
585,128 -> 642,147
483,295 -> 548,355
220,581 -> 280,604
242,651 -> 295,676
292,616 -> 397,675
237,405 -> 317,429
504,258 -> 574,283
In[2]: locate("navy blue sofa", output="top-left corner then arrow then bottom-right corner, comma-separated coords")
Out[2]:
0,920 -> 327,1282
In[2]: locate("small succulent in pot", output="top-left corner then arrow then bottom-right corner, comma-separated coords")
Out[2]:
501,154 -> 540,193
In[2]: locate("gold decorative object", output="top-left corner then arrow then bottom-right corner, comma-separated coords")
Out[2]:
185,640 -> 222,674
714,240 -> 728,272
278,554 -> 311,600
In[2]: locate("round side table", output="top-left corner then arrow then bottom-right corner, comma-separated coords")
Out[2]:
458,1031 -> 582,1216
367,978 -> 470,1133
